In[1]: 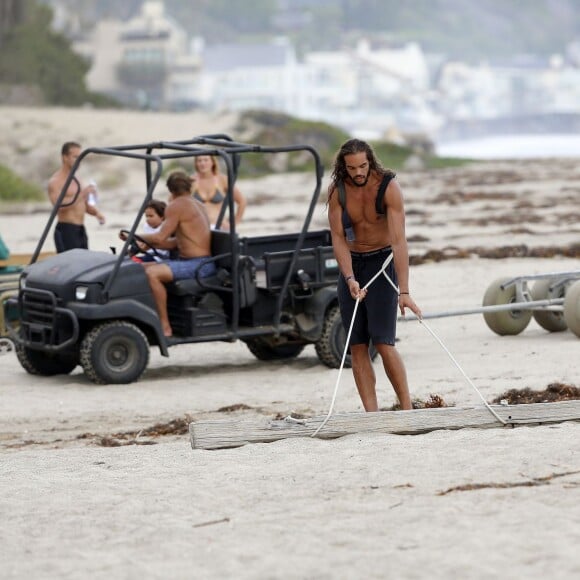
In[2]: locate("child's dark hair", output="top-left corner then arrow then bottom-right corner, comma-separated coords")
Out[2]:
146,199 -> 167,218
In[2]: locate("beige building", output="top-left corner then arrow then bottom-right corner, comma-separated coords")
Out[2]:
74,1 -> 199,109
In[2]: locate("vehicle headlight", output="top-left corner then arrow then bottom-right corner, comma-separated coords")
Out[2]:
75,285 -> 89,301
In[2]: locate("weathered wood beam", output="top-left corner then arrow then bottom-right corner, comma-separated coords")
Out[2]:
189,400 -> 580,450
0,252 -> 55,268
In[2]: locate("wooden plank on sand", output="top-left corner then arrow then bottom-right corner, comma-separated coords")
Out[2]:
0,252 -> 55,268
189,400 -> 580,450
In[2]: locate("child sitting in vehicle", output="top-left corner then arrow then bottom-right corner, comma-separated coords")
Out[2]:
122,200 -> 170,263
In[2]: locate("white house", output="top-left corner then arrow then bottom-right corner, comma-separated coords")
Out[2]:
298,40 -> 436,136
196,37 -> 299,113
195,37 -> 436,137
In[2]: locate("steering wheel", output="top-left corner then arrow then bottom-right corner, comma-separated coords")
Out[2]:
120,229 -> 164,259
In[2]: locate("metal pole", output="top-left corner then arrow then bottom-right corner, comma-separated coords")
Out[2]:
399,298 -> 564,321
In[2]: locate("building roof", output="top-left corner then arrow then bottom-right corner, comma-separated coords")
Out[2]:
203,43 -> 293,72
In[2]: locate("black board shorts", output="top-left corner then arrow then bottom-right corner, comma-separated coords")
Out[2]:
337,246 -> 398,346
54,222 -> 88,253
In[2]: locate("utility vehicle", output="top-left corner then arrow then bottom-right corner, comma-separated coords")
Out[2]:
5,136 -> 353,384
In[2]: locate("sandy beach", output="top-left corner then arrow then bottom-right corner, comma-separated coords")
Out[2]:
1,106 -> 580,579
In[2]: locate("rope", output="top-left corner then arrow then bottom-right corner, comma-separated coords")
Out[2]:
311,254 -> 506,438
311,254 -> 393,437
415,318 -> 507,424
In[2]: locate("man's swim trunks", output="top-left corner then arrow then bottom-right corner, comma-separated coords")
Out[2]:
54,222 -> 88,253
337,246 -> 398,346
167,256 -> 216,281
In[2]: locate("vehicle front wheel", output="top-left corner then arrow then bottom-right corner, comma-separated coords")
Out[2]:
80,321 -> 149,384
315,304 -> 378,369
15,344 -> 79,376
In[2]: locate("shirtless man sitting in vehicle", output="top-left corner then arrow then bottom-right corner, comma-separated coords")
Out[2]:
47,141 -> 105,253
120,171 -> 216,337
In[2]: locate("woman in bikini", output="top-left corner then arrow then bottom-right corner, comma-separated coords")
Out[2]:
191,155 -> 246,230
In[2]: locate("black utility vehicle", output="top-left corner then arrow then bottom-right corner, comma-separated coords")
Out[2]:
5,136 -> 352,384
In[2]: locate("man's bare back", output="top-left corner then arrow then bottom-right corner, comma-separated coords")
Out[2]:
121,171 -> 214,338
166,196 -> 212,258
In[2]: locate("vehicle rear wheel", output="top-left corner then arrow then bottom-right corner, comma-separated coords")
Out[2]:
482,277 -> 532,336
15,344 -> 79,376
245,337 -> 305,361
530,278 -> 568,332
315,304 -> 378,369
563,280 -> 580,338
80,321 -> 149,384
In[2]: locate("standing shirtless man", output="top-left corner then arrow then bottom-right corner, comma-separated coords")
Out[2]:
47,141 -> 105,253
328,139 -> 422,412
121,171 -> 216,337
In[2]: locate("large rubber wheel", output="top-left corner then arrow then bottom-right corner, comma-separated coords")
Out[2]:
245,337 -> 305,361
0,337 -> 14,355
15,344 -> 79,376
530,278 -> 568,332
80,321 -> 149,384
563,280 -> 580,338
482,277 -> 532,336
315,304 -> 378,369
1,288 -> 19,337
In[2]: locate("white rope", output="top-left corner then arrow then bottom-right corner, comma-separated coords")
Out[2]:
415,318 -> 507,424
379,267 -> 504,423
311,254 -> 393,437
312,253 -> 506,438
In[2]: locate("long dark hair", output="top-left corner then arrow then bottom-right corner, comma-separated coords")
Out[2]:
327,139 -> 393,201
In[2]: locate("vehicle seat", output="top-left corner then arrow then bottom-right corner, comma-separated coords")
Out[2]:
168,230 -> 257,308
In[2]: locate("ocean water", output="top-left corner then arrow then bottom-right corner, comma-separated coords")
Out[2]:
435,134 -> 580,160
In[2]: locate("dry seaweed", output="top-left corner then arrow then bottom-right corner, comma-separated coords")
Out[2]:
409,243 -> 580,265
217,403 -> 253,413
78,415 -> 193,447
491,383 -> 580,405
438,470 -> 580,495
384,394 -> 451,412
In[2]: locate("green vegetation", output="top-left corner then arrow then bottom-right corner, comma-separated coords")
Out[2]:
234,110 -> 350,175
233,110 -> 471,176
40,1 -> 577,63
369,142 -> 470,171
423,156 -> 473,169
371,142 -> 416,171
163,0 -> 578,61
0,164 -> 44,202
0,2 -> 118,107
